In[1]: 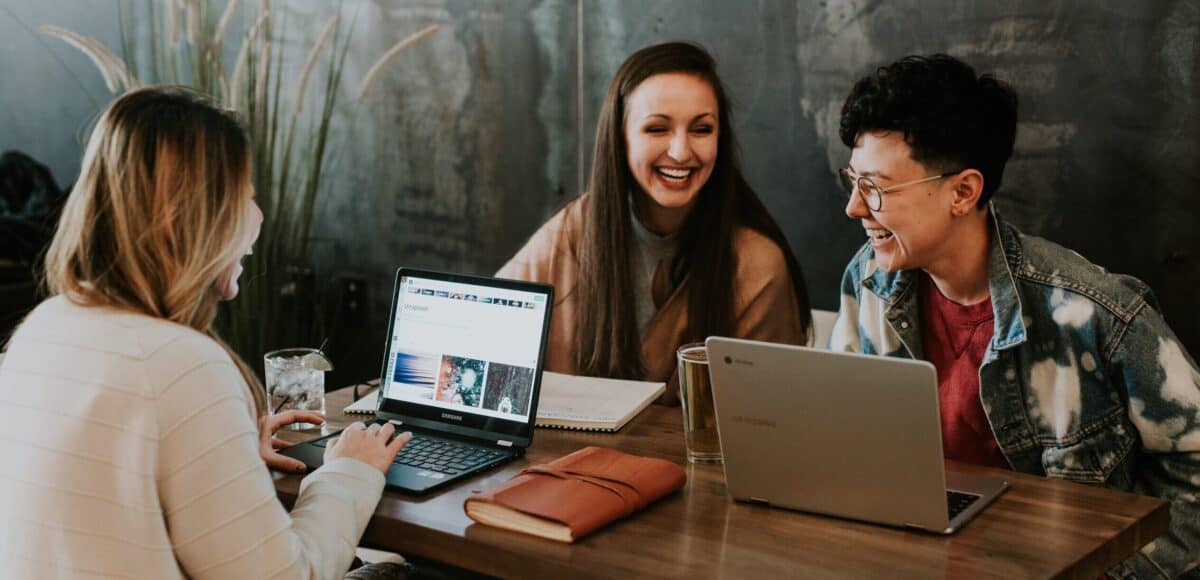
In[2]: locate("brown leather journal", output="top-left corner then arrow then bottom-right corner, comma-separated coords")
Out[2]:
463,446 -> 687,542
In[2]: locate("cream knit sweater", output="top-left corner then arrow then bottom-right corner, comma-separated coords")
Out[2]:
0,296 -> 384,579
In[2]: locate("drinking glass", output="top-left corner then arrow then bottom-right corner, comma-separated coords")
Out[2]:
677,343 -> 721,463
264,348 -> 328,430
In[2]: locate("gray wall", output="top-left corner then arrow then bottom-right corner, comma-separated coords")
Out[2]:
3,0 -> 1199,383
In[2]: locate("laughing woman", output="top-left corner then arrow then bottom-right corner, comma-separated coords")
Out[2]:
499,42 -> 811,403
0,87 -> 410,579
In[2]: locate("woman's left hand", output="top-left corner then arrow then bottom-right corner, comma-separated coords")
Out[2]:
260,411 -> 325,473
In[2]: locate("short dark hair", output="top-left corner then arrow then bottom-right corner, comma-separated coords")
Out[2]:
839,54 -> 1018,206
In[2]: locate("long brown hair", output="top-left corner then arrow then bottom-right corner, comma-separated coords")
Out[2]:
43,86 -> 267,419
575,42 -> 812,378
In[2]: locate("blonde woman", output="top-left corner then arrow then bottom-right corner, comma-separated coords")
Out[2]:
0,87 -> 410,579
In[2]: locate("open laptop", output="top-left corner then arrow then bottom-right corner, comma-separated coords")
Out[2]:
705,337 -> 1008,534
283,268 -> 554,494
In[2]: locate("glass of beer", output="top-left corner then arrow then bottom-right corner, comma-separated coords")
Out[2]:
677,343 -> 721,464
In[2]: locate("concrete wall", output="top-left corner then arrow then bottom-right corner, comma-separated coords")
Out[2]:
3,0 -> 1198,383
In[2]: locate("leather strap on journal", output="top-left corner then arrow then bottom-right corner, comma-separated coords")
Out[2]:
518,465 -> 645,516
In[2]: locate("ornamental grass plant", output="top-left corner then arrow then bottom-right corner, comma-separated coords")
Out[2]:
37,0 -> 437,374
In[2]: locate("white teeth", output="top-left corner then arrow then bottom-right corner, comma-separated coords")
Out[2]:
865,228 -> 892,240
657,167 -> 691,180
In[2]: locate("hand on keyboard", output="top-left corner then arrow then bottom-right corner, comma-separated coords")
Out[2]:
325,421 -> 413,474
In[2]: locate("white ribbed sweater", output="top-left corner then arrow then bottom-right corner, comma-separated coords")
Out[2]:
0,296 -> 385,579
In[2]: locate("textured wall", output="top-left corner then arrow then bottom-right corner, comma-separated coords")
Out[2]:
0,2 -> 121,186
577,0 -> 1200,367
3,0 -> 1199,384
307,0 -> 577,383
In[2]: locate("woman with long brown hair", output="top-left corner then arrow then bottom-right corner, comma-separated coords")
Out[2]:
0,87 -> 409,578
499,42 -> 811,402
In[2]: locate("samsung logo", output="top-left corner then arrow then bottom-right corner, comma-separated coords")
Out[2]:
732,416 -> 776,428
441,412 -> 463,422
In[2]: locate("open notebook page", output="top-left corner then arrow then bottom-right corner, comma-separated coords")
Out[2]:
344,371 -> 665,431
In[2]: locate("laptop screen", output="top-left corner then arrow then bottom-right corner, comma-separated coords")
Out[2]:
377,269 -> 552,443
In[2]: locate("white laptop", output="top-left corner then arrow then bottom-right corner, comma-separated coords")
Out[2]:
705,337 -> 1008,534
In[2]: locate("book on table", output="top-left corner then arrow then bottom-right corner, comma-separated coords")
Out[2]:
463,446 -> 686,542
534,371 -> 665,432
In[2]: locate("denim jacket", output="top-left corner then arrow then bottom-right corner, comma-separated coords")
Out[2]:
830,208 -> 1200,579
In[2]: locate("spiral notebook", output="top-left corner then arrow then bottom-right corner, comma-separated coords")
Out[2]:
343,381 -> 383,415
344,371 -> 665,432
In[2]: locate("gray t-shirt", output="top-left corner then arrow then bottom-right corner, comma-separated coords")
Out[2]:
629,209 -> 679,334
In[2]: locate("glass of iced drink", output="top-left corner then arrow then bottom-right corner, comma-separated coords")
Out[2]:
264,348 -> 332,430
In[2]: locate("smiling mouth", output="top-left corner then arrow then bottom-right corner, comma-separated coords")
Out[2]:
655,166 -> 693,182
866,227 -> 894,241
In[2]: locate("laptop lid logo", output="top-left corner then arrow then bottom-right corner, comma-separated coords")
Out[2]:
441,412 -> 463,422
732,416 -> 777,428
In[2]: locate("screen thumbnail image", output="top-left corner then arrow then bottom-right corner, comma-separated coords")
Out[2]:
481,363 -> 535,416
392,351 -> 439,400
435,355 -> 486,407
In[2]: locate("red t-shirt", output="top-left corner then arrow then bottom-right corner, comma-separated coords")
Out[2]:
918,273 -> 1009,469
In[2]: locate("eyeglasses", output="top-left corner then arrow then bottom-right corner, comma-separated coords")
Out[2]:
838,168 -> 961,212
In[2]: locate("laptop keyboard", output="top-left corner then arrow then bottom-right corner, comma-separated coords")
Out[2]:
391,435 -> 506,475
311,432 -> 506,475
947,490 -> 981,520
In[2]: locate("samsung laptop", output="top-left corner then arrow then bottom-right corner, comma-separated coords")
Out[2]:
283,268 -> 553,494
705,337 -> 1008,534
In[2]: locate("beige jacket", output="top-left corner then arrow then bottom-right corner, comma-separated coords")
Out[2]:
497,195 -> 806,404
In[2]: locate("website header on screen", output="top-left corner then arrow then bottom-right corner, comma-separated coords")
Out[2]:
382,276 -> 547,423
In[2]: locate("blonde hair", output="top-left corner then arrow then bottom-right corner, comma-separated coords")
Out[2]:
44,86 -> 267,420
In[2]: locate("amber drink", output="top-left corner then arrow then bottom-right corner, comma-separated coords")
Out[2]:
677,343 -> 721,463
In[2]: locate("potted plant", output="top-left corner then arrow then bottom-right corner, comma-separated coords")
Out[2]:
38,0 -> 437,373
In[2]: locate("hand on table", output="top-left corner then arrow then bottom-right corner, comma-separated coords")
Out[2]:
260,410 -> 325,473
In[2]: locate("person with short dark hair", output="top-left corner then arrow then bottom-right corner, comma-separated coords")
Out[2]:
830,54 -> 1199,578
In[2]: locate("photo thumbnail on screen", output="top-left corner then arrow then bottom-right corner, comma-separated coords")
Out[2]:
435,355 -> 486,408
482,363 -> 535,416
392,351 -> 439,400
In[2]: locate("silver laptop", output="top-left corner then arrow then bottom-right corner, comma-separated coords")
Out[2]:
705,337 -> 1008,534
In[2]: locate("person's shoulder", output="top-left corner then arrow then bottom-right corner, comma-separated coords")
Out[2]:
543,193 -> 588,236
521,195 -> 588,250
499,195 -> 587,281
1007,223 -> 1152,319
11,296 -> 236,397
730,224 -> 789,274
99,305 -> 226,362
15,295 -> 210,359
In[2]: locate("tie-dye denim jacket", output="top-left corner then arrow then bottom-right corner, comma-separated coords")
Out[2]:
830,209 -> 1200,579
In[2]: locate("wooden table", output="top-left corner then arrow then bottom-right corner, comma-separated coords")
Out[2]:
274,387 -> 1168,579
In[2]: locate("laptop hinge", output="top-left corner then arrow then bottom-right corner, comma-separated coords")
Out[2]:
496,439 -> 513,447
